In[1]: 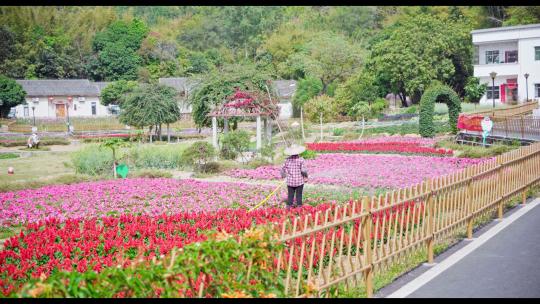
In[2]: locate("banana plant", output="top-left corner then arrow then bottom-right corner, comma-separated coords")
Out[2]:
100,138 -> 131,178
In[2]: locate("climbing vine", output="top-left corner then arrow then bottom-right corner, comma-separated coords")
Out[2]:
419,84 -> 461,137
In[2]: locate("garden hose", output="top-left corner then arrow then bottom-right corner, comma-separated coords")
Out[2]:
248,181 -> 286,212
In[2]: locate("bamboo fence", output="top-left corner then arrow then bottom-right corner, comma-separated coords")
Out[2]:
272,142 -> 540,298
470,101 -> 538,117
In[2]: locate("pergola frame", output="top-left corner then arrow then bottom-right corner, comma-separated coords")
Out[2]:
207,97 -> 276,152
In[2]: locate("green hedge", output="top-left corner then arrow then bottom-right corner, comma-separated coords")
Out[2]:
419,84 -> 461,137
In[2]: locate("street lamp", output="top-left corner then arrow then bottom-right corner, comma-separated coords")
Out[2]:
31,106 -> 35,126
490,71 -> 497,109
524,73 -> 529,102
66,97 -> 72,133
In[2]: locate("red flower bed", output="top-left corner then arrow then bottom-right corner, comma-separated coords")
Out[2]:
75,133 -> 131,139
0,205 -> 333,295
0,200 -> 424,296
306,142 -> 452,156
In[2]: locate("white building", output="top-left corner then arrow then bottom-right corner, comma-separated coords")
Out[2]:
471,23 -> 540,106
12,79 -> 113,119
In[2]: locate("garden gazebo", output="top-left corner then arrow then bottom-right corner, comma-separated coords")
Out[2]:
207,89 -> 278,151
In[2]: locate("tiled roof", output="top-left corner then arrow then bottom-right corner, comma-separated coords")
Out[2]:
16,79 -> 100,96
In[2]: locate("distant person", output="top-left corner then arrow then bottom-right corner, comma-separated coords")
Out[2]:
281,144 -> 308,209
27,133 -> 40,149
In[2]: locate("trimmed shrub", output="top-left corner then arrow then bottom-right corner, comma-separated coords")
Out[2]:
181,141 -> 217,172
220,130 -> 250,160
419,84 -> 461,137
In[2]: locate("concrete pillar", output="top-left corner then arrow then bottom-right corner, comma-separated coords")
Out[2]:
256,115 -> 262,150
265,117 -> 272,145
224,117 -> 229,133
212,116 -> 218,149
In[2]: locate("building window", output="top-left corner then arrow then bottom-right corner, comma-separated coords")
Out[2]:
485,50 -> 499,64
535,84 -> 540,98
473,46 -> 479,65
504,50 -> 518,63
74,104 -> 77,111
486,86 -> 500,99
91,102 -> 97,115
536,47 -> 540,61
23,106 -> 29,117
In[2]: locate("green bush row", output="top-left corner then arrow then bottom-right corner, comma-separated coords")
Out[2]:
434,140 -> 519,158
0,138 -> 70,147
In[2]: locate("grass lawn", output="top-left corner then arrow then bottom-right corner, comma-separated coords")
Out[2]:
0,152 -> 74,186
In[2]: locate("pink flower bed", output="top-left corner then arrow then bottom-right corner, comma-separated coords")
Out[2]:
0,178 -> 287,226
226,154 -> 488,189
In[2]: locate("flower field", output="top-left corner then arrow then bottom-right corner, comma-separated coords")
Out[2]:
226,153 -> 487,189
307,136 -> 451,156
0,198 -> 424,296
306,142 -> 452,155
0,178 -> 291,226
0,205 -> 334,296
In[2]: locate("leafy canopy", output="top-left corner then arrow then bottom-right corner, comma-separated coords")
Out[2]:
0,75 -> 26,118
288,32 -> 363,93
368,13 -> 472,105
119,83 -> 180,128
189,63 -> 275,129
100,80 -> 139,106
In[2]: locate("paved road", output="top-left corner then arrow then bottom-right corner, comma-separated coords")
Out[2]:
407,201 -> 540,298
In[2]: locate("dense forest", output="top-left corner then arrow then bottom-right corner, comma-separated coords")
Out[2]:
1,6 -> 539,115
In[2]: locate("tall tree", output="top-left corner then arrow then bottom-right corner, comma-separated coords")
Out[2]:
90,18 -> 149,81
119,83 -> 180,138
0,75 -> 26,118
368,13 -> 472,106
288,32 -> 363,94
100,80 -> 139,106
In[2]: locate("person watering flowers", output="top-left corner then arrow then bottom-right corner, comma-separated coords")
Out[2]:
281,144 -> 308,209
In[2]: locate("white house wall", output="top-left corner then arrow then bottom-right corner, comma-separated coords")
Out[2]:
472,24 -> 540,105
518,37 -> 540,101
13,96 -> 112,119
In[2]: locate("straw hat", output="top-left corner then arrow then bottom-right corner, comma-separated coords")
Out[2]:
284,144 -> 306,156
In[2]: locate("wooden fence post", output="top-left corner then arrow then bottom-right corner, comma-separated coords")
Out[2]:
466,168 -> 474,239
363,196 -> 374,298
520,116 -> 524,139
497,157 -> 504,220
425,179 -> 435,264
